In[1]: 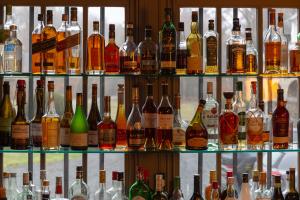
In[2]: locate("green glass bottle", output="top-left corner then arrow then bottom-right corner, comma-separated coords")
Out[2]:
70,93 -> 89,150
129,167 -> 152,200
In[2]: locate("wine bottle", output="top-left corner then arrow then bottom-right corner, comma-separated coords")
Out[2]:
190,174 -> 204,200
272,175 -> 284,200
239,173 -> 252,200
11,80 -> 30,150
60,86 -> 73,147
284,168 -> 299,200
115,84 -> 127,149
70,93 -> 88,150
170,176 -> 184,200
0,81 -> 15,147
87,84 -> 101,147
173,94 -> 187,149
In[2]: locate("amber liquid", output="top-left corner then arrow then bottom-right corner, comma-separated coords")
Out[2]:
157,107 -> 173,150
104,42 -> 120,73
246,54 -> 257,74
290,49 -> 300,73
120,55 -> 139,74
42,117 -> 60,150
11,123 -> 30,150
115,105 -> 127,148
219,112 -> 239,149
227,44 -> 246,73
32,34 -> 43,74
42,26 -> 57,74
98,119 -> 117,150
87,34 -> 105,74
265,42 -> 281,73
56,32 -> 67,74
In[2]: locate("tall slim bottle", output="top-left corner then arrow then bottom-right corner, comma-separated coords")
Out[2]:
204,20 -> 219,74
176,22 -> 187,74
11,80 -> 30,150
186,11 -> 203,74
87,84 -> 101,147
239,174 -> 252,200
190,175 -> 204,200
152,175 -> 168,200
173,94 -> 187,149
277,13 -> 288,74
115,84 -> 127,149
32,14 -> 44,74
56,14 -> 69,74
104,24 -> 120,73
70,93 -> 88,150
0,81 -> 15,147
284,168 -> 299,200
245,28 -> 258,74
272,175 -> 284,200
42,81 -> 60,150
60,86 -> 73,147
94,170 -> 110,200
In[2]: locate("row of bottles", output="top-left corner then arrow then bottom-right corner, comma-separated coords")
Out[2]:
2,6 -> 300,75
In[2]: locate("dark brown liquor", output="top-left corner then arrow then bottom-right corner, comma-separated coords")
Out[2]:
284,168 -> 299,200
272,175 -> 284,200
190,175 -> 204,200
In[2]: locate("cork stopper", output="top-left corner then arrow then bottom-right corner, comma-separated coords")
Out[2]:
207,82 -> 213,94
259,172 -> 267,184
112,171 -> 118,180
3,172 -> 9,179
62,14 -> 68,21
43,180 -> 49,187
17,80 -> 26,89
36,79 -> 44,88
252,170 -> 259,182
6,5 -> 12,15
9,24 -> 17,31
232,18 -> 241,31
245,28 -> 252,41
192,11 -> 198,22
223,92 -> 234,100
0,187 -> 6,199
48,81 -> 54,91
71,7 -> 77,21
99,170 -> 106,183
227,171 -> 233,178
109,24 -> 115,31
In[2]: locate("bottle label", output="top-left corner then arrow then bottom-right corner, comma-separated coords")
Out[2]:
88,130 -> 98,146
186,124 -> 208,148
60,127 -> 70,145
206,36 -> 217,66
203,108 -> 218,129
140,51 -> 156,71
43,121 -> 59,147
160,29 -> 176,69
132,196 -> 145,200
187,39 -> 202,70
4,44 -> 15,52
157,114 -> 173,129
238,112 -> 246,140
70,132 -> 88,147
105,50 -> 118,67
32,40 -> 44,54
172,127 -> 185,144
56,33 -> 80,52
99,129 -> 116,145
246,54 -> 257,72
0,117 -> 12,133
11,124 -> 29,139
273,117 -> 289,139
41,37 -> 57,52
120,53 -> 138,69
142,113 -> 157,128
246,117 -> 263,145
31,123 -> 42,137
227,44 -> 246,72
128,129 -> 145,146
265,42 -> 281,67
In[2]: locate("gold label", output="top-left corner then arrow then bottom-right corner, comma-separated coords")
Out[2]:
99,129 -> 116,145
70,132 -> 88,147
60,127 -> 70,145
43,121 -> 60,147
157,114 -> 173,129
142,113 -> 157,128
273,136 -> 289,144
187,138 -> 208,148
12,125 -> 29,139
187,40 -> 202,70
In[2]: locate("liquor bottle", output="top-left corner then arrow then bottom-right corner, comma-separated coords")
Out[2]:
186,99 -> 208,150
107,171 -> 119,198
254,172 -> 272,200
68,7 -> 81,74
289,34 -> 300,74
246,81 -> 264,149
203,82 -> 219,146
239,174 -> 252,200
142,83 -> 157,151
0,81 -> 15,147
232,81 -> 246,150
70,93 -> 88,150
87,84 -> 101,147
98,96 -> 117,150
41,180 -> 50,200
60,86 -> 73,147
160,8 -> 176,74
152,175 -> 168,200
42,81 -> 60,150
176,22 -> 187,74
3,5 -> 13,39
190,174 -> 204,200
11,80 -> 30,150
17,173 -> 34,200
186,11 -> 203,74
204,19 -> 218,74
120,23 -> 139,74
258,101 -> 271,147
69,166 -> 89,200
219,92 -> 239,150
105,24 -> 120,73
211,182 -> 219,200
277,13 -> 288,74
31,80 -> 44,147
112,172 -> 128,200
42,10 -> 57,74
115,84 -> 127,149
169,176 -> 184,200
224,177 -> 237,200
127,87 -> 145,150
173,94 -> 187,149
272,175 -> 284,200
157,82 -> 174,150
283,171 -> 290,197
205,170 -> 217,200
35,170 -> 47,200
87,21 -> 105,74
284,168 -> 299,200
129,167 -> 152,200
226,18 -> 246,74
138,25 -> 158,74
94,170 -> 110,200
245,28 -> 258,74
32,14 -> 44,74
264,9 -> 281,74
4,25 -> 22,73
251,170 -> 259,194
272,89 -> 289,149
8,173 -> 19,200
53,177 -> 63,200
56,14 -> 69,74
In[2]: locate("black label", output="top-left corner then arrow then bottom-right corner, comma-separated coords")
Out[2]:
206,36 -> 217,66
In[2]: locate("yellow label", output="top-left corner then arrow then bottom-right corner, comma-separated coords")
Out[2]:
42,121 -> 60,147
70,133 -> 88,147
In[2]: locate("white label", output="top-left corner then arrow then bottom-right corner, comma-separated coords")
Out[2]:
60,127 -> 70,145
172,128 -> 185,143
203,109 -> 218,128
12,125 -> 29,139
142,113 -> 157,128
88,130 -> 98,146
132,196 -> 146,200
31,123 -> 42,137
157,114 -> 173,129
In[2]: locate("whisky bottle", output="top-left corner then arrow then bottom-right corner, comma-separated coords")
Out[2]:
127,87 -> 145,150
60,86 -> 73,147
32,14 -> 44,74
157,82 -> 174,150
272,175 -> 284,200
31,80 -> 44,147
87,21 -> 105,74
98,96 -> 117,150
42,81 -> 60,150
277,13 -> 288,74
284,168 -> 299,200
186,11 -> 203,74
205,170 -> 217,200
272,89 -> 289,149
152,175 -> 168,200
42,10 -> 57,74
160,8 -> 176,74
173,94 -> 187,149
186,99 -> 208,150
56,14 -> 69,74
87,84 -> 101,147
137,25 -> 158,74
204,19 -> 218,74
115,84 -> 127,149
190,175 -> 204,200
68,7 -> 81,74
142,83 -> 157,151
11,80 -> 30,150
226,18 -> 246,74
176,22 -> 187,74
70,93 -> 88,150
245,28 -> 258,74
219,92 -> 239,150
105,24 -> 120,73
289,34 -> 300,74
264,9 -> 281,74
0,81 -> 15,147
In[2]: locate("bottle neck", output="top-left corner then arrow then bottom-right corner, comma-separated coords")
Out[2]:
191,21 -> 199,34
235,91 -> 243,101
246,39 -> 253,46
71,20 -> 79,26
249,93 -> 257,109
65,98 -> 73,114
35,88 -> 44,118
179,31 -> 185,42
126,35 -> 134,43
16,90 -> 26,118
47,91 -> 57,115
174,107 -> 182,121
10,30 -> 17,38
9,177 -> 18,188
277,27 -> 284,35
194,179 -> 200,194
91,95 -> 98,109
289,173 -> 296,192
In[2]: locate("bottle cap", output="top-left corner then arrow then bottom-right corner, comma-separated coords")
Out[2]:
210,170 -> 217,182
178,22 -> 184,31
278,13 -> 284,27
9,24 -> 17,31
6,5 -> 12,15
43,180 -> 49,186
236,81 -> 243,91
36,79 -> 44,88
228,177 -> 234,184
212,181 -> 218,189
38,14 -> 44,21
232,18 -> 241,31
242,173 -> 248,183
109,24 -> 115,31
62,14 -> 68,21
48,81 -> 54,91
40,170 -> 47,180
23,173 -> 30,185
118,172 -> 124,181
3,82 -> 10,93
207,82 -> 213,94
223,92 -> 234,99
268,9 -> 276,25
194,174 -> 200,182
245,28 -> 252,41
251,81 -> 257,94
112,171 -> 118,180
252,170 -> 259,182
227,171 -> 233,178
192,11 -> 198,22
208,19 -> 214,30
99,170 -> 106,183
